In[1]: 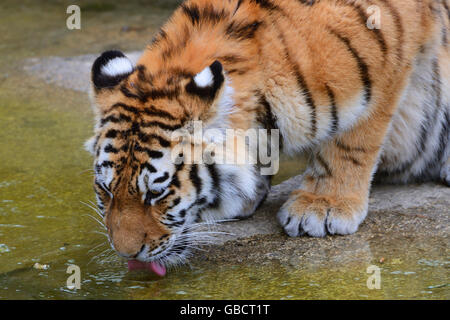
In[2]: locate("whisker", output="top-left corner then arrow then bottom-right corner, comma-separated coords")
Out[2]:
80,201 -> 104,217
78,168 -> 95,175
91,230 -> 109,238
81,213 -> 106,230
88,241 -> 107,253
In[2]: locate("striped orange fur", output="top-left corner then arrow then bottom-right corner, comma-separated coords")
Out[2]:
86,0 -> 449,265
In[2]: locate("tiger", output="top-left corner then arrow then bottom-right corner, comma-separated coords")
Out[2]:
85,0 -> 450,272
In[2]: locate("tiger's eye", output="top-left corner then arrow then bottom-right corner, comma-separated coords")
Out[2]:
150,189 -> 160,195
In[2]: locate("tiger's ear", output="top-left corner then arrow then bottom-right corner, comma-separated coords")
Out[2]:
186,60 -> 225,101
91,50 -> 134,92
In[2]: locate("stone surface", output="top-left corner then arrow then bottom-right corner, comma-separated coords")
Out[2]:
194,175 -> 449,267
200,175 -> 450,242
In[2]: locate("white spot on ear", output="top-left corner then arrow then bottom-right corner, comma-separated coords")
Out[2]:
101,57 -> 134,77
194,66 -> 214,88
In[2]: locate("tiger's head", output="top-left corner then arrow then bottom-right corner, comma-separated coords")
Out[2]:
85,50 -> 271,271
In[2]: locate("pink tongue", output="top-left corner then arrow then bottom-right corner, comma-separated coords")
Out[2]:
127,260 -> 166,277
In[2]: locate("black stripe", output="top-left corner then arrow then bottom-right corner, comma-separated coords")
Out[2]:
329,29 -> 372,106
107,102 -> 177,122
431,59 -> 442,125
100,114 -> 132,127
120,84 -> 146,102
154,172 -> 170,184
105,129 -> 119,139
325,85 -> 339,135
443,0 -> 450,21
141,162 -> 157,173
250,0 -> 280,11
117,156 -> 128,164
151,29 -> 168,46
342,155 -> 362,166
168,197 -> 181,209
427,60 -> 447,169
335,140 -> 366,153
420,59 -> 443,167
181,3 -> 201,25
93,135 -> 100,152
128,178 -> 138,195
227,67 -> 251,76
145,106 -> 177,121
335,0 -> 388,60
144,190 -> 162,205
295,68 -> 317,138
95,181 -> 112,197
98,161 -> 114,168
276,30 -> 317,138
233,0 -> 244,15
181,2 -> 227,26
170,162 -> 184,189
316,154 -> 333,176
179,210 -> 187,218
134,143 -> 164,158
121,84 -> 180,102
106,103 -> 140,115
130,122 -> 139,135
379,0 -> 404,62
156,189 -> 175,204
136,64 -> 152,84
206,164 -> 221,209
256,94 -> 278,130
226,20 -> 262,40
111,175 -> 122,193
189,164 -> 202,195
166,68 -> 194,82
104,144 -> 119,154
195,197 -> 208,206
147,88 -> 180,101
170,174 -> 181,189
442,25 -> 448,47
384,95 -> 432,176
141,121 -> 182,131
138,133 -> 171,148
158,234 -> 169,241
284,216 -> 291,227
298,0 -> 316,5
218,55 -> 247,64
435,110 -> 450,166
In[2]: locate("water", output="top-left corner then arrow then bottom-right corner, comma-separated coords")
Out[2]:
0,0 -> 448,300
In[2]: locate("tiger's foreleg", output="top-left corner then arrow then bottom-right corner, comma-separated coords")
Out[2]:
277,103 -> 395,237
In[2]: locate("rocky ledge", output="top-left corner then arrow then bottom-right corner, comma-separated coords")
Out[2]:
195,175 -> 449,267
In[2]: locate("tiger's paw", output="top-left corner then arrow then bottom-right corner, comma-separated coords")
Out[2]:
277,190 -> 368,237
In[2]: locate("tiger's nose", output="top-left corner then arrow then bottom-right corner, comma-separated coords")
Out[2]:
115,243 -> 145,259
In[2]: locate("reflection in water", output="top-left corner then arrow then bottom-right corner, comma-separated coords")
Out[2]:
0,0 -> 447,300
1,238 -> 448,299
